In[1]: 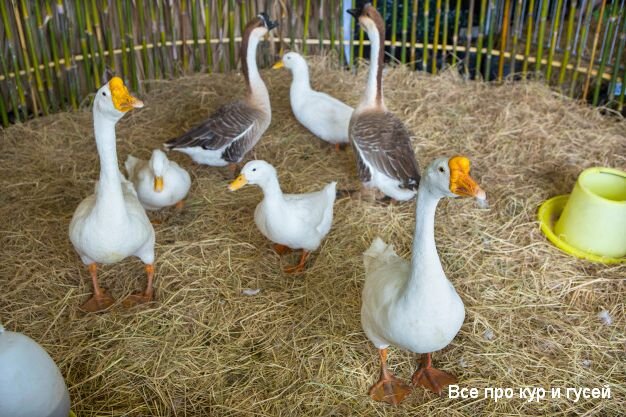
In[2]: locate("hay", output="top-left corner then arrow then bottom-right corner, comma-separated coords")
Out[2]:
1,57 -> 625,416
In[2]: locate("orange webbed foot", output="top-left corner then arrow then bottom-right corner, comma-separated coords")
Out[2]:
411,366 -> 457,396
122,290 -> 154,308
368,373 -> 412,405
273,244 -> 292,256
283,250 -> 310,274
80,289 -> 115,313
175,200 -> 185,210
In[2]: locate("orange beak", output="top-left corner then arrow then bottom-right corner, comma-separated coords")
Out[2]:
448,156 -> 486,200
109,76 -> 144,112
154,176 -> 164,192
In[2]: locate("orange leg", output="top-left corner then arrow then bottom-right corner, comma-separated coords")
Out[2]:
368,348 -> 412,405
122,264 -> 155,308
80,263 -> 115,313
175,200 -> 185,210
283,250 -> 310,274
273,243 -> 292,255
411,353 -> 457,396
334,143 -> 347,151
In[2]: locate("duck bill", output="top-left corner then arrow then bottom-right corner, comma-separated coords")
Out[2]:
272,61 -> 284,69
228,174 -> 248,191
448,156 -> 486,200
154,176 -> 164,192
109,77 -> 144,112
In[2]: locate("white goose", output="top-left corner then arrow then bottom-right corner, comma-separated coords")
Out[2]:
228,160 -> 336,273
69,77 -> 156,312
273,52 -> 353,150
125,149 -> 191,211
361,156 -> 486,404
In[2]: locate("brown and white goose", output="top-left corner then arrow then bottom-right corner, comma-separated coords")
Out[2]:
347,3 -> 420,201
164,13 -> 278,169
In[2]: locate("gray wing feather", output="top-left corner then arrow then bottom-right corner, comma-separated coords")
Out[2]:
350,111 -> 420,190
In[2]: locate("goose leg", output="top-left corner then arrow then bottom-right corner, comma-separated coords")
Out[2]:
283,250 -> 310,273
122,264 -> 155,307
368,348 -> 412,405
273,244 -> 292,255
80,263 -> 115,312
175,200 -> 185,210
411,353 -> 457,396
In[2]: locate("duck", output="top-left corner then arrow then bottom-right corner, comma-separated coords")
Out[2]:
347,3 -> 421,201
272,52 -> 353,150
125,149 -> 191,211
228,160 -> 336,273
69,77 -> 156,312
361,156 -> 486,405
164,13 -> 278,172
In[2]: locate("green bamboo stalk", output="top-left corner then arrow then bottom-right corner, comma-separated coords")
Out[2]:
534,0 -> 550,73
147,0 -> 160,79
89,0 -> 106,83
451,0 -> 461,65
190,0 -> 201,72
521,0 -> 535,75
401,0 -> 410,65
102,0 -> 116,71
462,0 -> 474,76
497,0 -> 512,81
115,0 -> 129,79
0,84 -> 8,126
57,0 -> 78,109
204,0 -> 213,73
441,0 -> 449,65
409,0 -> 419,70
475,0 -> 488,79
44,0 -> 65,108
157,0 -> 170,76
318,1 -> 324,50
290,0 -> 297,50
391,0 -> 398,59
569,0 -> 595,97
558,0 -> 577,86
358,2 -> 366,60
431,0 -> 442,73
227,0 -> 236,69
136,0 -> 152,80
303,0 -> 311,55
123,0 -> 138,91
619,66 -> 626,111
484,0 -> 496,81
607,8 -> 626,102
17,0 -> 48,115
0,31 -> 21,122
545,0 -> 564,81
592,0 -> 619,105
582,0 -> 607,101
239,1 -> 247,52
83,0 -> 101,88
349,0 -> 355,69
329,0 -> 337,55
216,0 -> 225,72
33,0 -> 57,110
74,0 -> 94,92
181,0 -> 189,72
422,0 -> 430,71
508,0 -> 523,73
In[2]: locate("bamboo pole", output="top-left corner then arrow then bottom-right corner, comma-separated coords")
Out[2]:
136,0 -> 152,80
401,0 -> 409,65
485,0 -> 496,80
45,0 -> 65,108
83,0 -> 101,88
607,7 -> 626,102
102,0 -> 116,72
204,0 -> 213,73
89,0 -> 106,85
189,0 -> 199,72
431,0 -> 442,74
358,1 -> 365,60
227,0 -> 236,69
422,0 -> 430,71
124,0 -> 138,90
15,0 -> 46,115
509,0 -> 523,74
592,0 -> 619,105
569,0 -> 595,96
521,0 -> 535,75
476,0 -> 488,79
534,0 -> 550,74
303,0 -> 311,55
497,0 -> 512,81
0,27 -> 21,122
33,0 -> 57,110
410,0 -> 419,70
391,0 -> 398,60
74,0 -> 94,92
442,0 -> 450,66
558,0 -> 576,87
545,0 -> 563,82
462,0 -> 474,76
451,0 -> 461,65
114,0 -> 129,79
582,0 -> 607,101
57,0 -> 78,109
148,0 -> 161,78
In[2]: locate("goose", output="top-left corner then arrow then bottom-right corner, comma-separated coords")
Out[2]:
69,77 -> 156,312
361,156 -> 486,404
163,13 -> 277,171
125,149 -> 191,211
228,160 -> 336,273
273,52 -> 353,150
347,3 -> 421,201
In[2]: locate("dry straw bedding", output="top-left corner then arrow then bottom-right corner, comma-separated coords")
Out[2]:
1,58 -> 625,416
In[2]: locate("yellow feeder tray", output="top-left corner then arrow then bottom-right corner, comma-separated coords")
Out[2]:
538,195 -> 625,264
69,411 -> 77,417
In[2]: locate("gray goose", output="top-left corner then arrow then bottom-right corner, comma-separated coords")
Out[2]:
164,13 -> 278,169
347,3 -> 420,201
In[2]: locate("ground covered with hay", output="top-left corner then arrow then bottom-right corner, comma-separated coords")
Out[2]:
1,58 -> 625,416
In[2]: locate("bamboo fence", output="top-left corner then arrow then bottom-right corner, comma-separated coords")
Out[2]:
0,0 -> 625,127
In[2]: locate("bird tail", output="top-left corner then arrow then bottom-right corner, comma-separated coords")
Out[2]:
363,237 -> 398,273
124,155 -> 141,178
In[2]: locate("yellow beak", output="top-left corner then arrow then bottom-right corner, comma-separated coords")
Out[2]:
228,174 -> 248,191
109,76 -> 144,112
272,60 -> 284,69
154,176 -> 164,192
448,156 -> 486,199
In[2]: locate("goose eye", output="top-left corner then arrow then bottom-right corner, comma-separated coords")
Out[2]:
252,168 -> 257,172
102,91 -> 107,96
438,167 -> 445,173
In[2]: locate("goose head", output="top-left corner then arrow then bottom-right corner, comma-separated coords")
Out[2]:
423,156 -> 486,202
150,149 -> 170,192
228,160 -> 277,191
347,2 -> 384,35
93,77 -> 143,122
243,12 -> 278,41
272,52 -> 306,71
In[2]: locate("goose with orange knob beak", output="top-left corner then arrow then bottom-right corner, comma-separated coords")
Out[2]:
361,156 -> 486,405
69,76 -> 157,312
229,160 -> 337,273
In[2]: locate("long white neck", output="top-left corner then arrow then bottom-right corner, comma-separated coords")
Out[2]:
360,23 -> 384,110
258,174 -> 284,207
93,113 -> 126,219
244,35 -> 270,109
406,184 -> 446,291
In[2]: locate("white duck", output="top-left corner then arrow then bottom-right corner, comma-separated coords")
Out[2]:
361,156 -> 486,404
125,149 -> 192,211
273,52 -> 353,150
69,77 -> 156,312
228,160 -> 336,273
